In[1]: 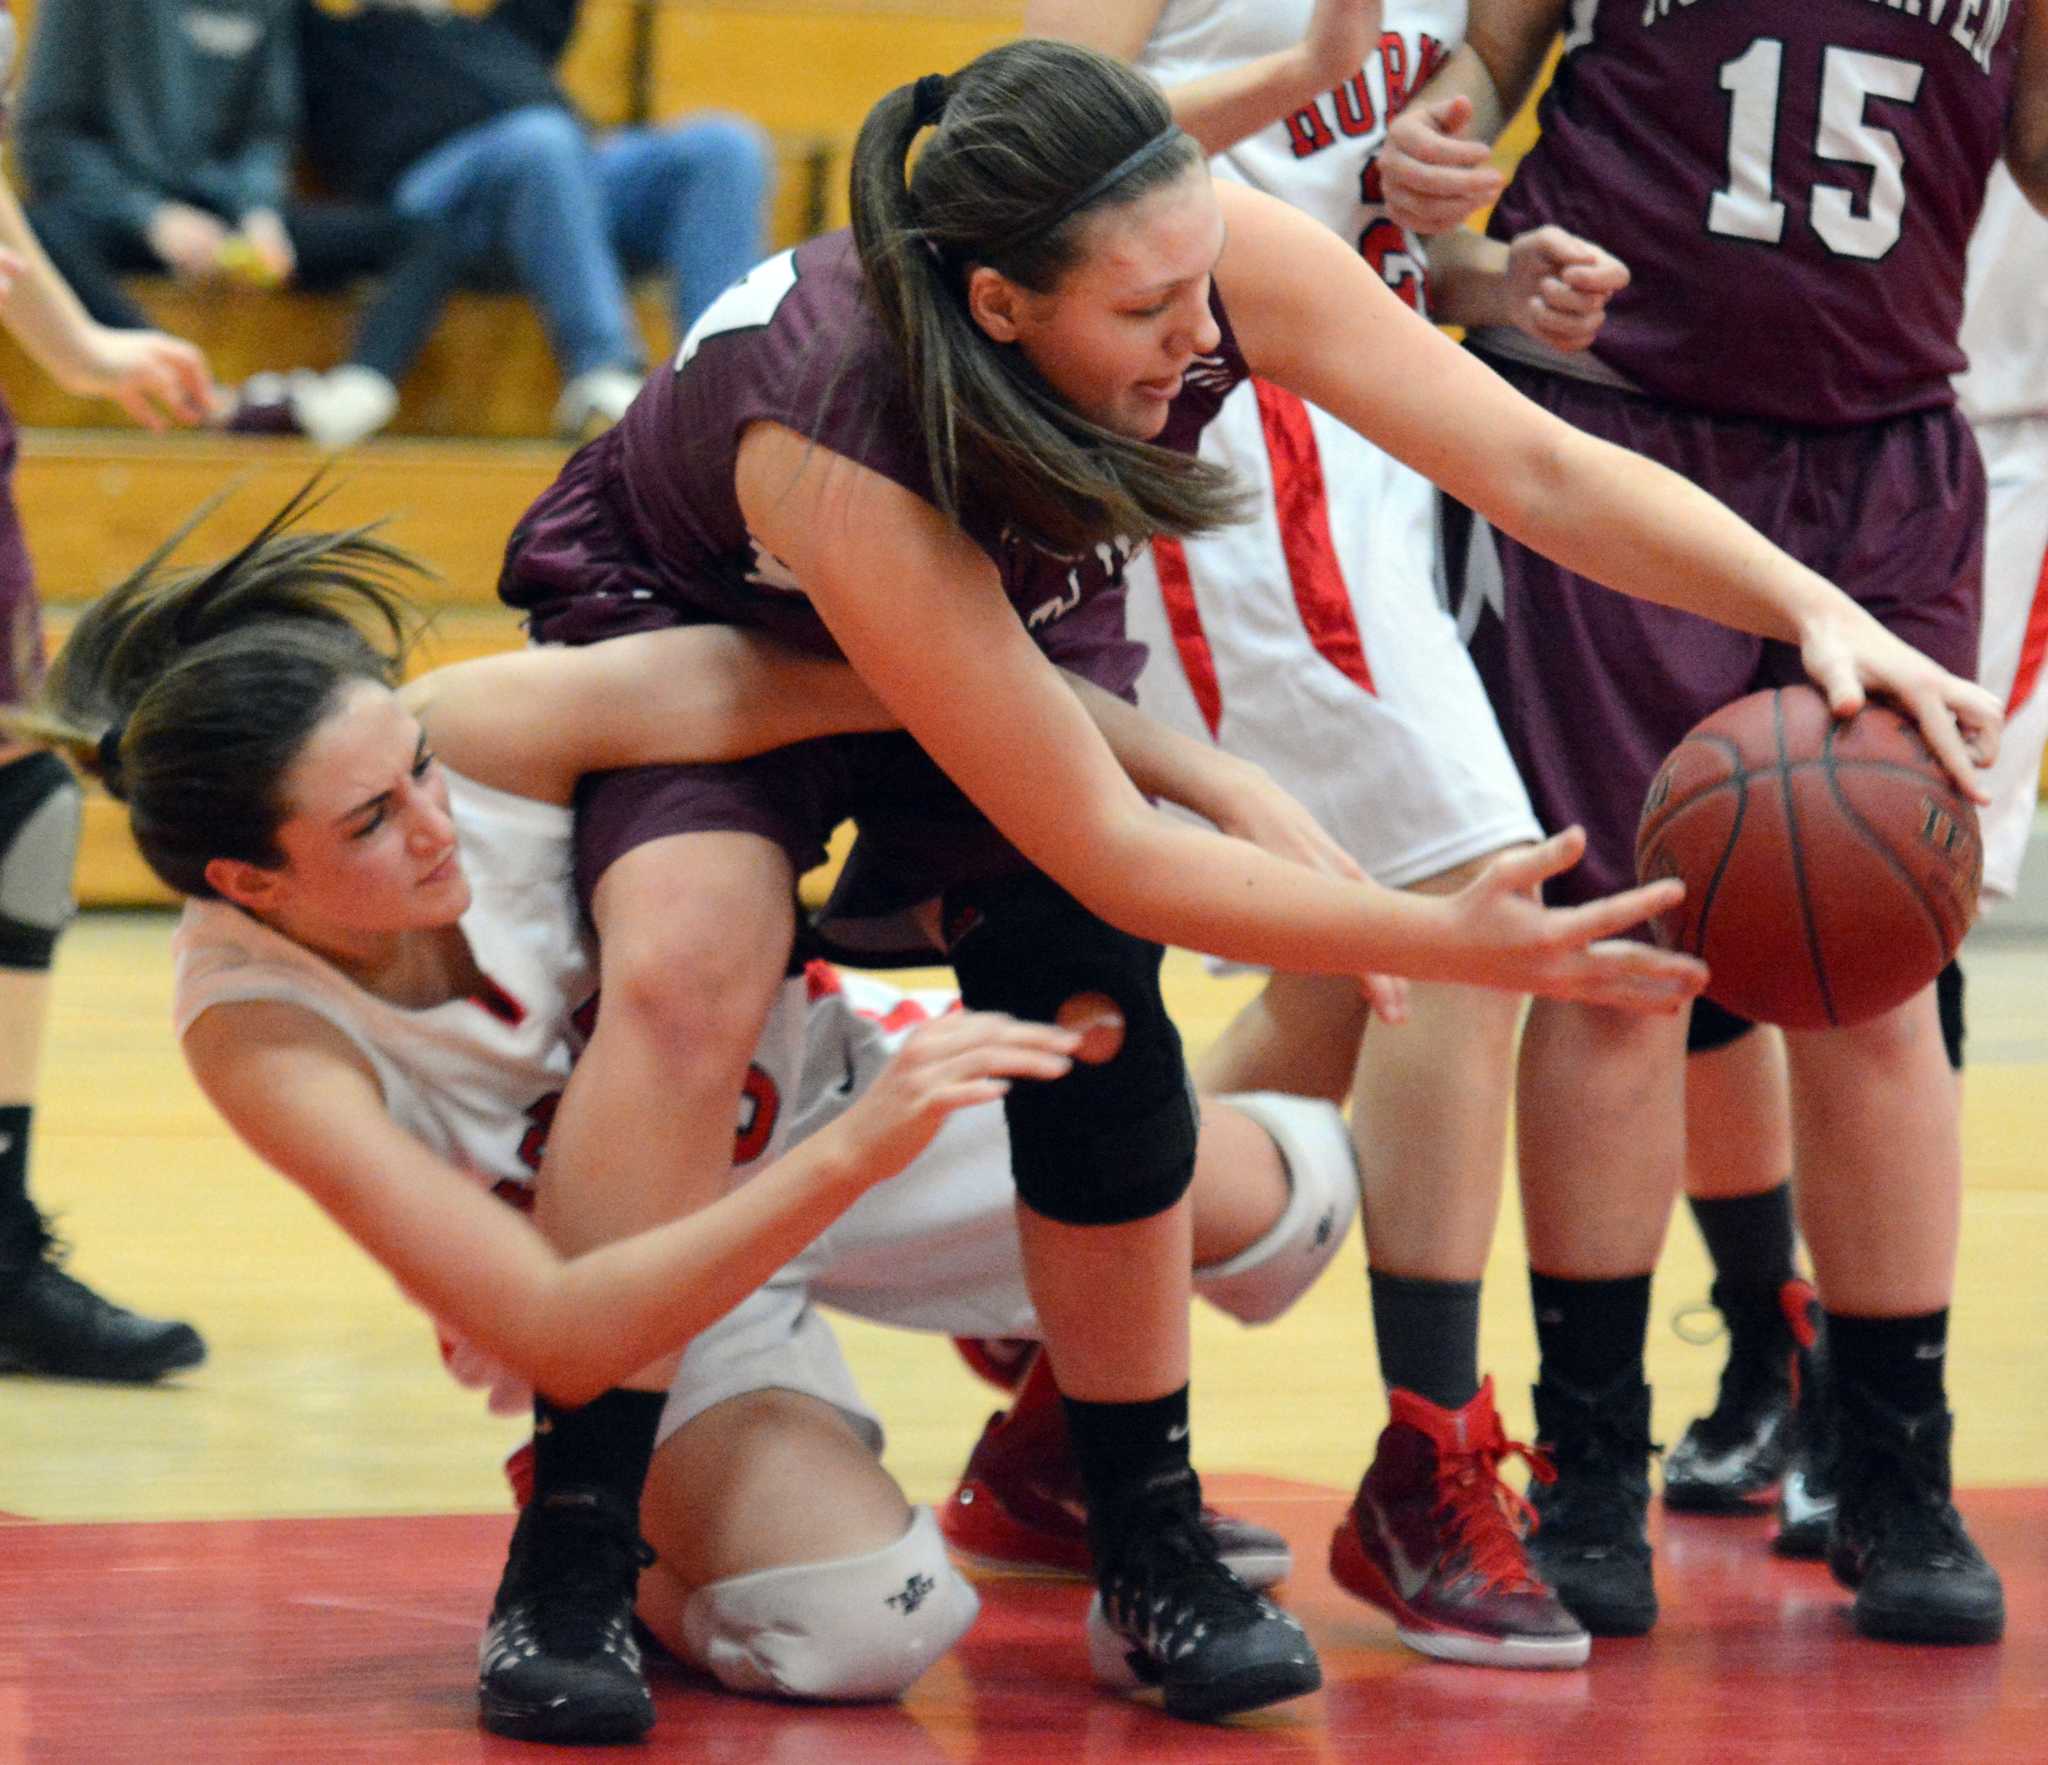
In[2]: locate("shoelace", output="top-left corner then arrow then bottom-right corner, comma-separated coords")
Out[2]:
1104,1520 -> 1273,1662
1434,1427 -> 1555,1593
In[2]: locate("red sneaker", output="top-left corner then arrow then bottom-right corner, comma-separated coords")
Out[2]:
939,1350 -> 1292,1588
950,1335 -> 1039,1394
1331,1378 -> 1590,1668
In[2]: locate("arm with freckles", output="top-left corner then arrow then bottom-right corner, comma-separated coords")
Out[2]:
734,418 -> 1704,1007
181,998 -> 1076,1408
1025,0 -> 1384,158
1210,180 -> 2003,789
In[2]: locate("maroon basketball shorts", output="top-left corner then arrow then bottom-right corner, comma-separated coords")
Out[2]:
0,405 -> 44,710
1442,359 -> 1984,909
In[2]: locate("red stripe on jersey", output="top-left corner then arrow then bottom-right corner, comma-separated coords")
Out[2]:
804,959 -> 844,1001
1151,534 -> 1223,739
1255,379 -> 1376,696
861,997 -> 933,1033
2006,541 -> 2048,716
469,976 -> 526,1026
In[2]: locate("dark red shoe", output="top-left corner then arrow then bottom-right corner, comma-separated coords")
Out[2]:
950,1334 -> 1038,1393
1331,1379 -> 1589,1667
940,1350 -> 1291,1588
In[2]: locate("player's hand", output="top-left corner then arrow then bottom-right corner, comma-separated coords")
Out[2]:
57,325 -> 218,430
1380,94 -> 1505,234
143,202 -> 230,281
1436,827 -> 1707,1010
833,1011 -> 1080,1183
231,209 -> 297,287
1796,604 -> 2003,802
1360,971 -> 1410,1024
1503,225 -> 1629,353
1208,758 -> 1365,882
1294,0 -> 1386,98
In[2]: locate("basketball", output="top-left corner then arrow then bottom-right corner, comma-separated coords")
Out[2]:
1635,685 -> 1982,1030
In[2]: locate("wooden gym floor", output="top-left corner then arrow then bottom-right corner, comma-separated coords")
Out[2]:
2,917 -> 2045,1761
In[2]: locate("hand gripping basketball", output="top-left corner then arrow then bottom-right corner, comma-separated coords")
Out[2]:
1440,829 -> 1707,1012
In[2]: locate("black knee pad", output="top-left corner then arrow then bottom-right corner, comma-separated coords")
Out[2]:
1936,957 -> 1964,1073
1686,996 -> 1757,1056
0,752 -> 81,971
942,872 -> 1196,1227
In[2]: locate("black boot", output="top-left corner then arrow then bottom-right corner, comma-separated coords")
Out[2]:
1827,1383 -> 2003,1644
1527,1373 -> 1659,1636
1664,1278 -> 1811,1512
479,1489 -> 657,1743
1086,1466 -> 1321,1722
0,1217 -> 205,1383
1773,1308 -> 1838,1559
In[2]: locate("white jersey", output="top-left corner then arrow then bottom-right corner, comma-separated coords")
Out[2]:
1137,0 -> 1465,310
1953,167 -> 2048,899
1956,167 -> 2048,427
172,769 -> 810,1196
1127,0 -> 1538,886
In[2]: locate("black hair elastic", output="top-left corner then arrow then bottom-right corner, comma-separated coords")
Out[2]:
95,723 -> 125,792
912,73 -> 950,128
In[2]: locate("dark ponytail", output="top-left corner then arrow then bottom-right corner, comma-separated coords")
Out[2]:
849,38 -> 1249,554
4,481 -> 431,896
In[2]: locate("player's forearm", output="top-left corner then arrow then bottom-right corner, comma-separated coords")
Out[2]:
1507,423 -> 1846,648
0,171 -> 118,386
1463,1 -> 1567,128
1060,670 -> 1269,822
1407,41 -> 1510,141
1159,54 -> 1356,156
513,1133 -> 877,1405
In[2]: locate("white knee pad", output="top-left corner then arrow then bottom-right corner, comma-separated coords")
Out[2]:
1195,1092 -> 1358,1325
680,1506 -> 979,1702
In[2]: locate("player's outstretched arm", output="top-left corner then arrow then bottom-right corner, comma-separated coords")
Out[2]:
736,419 -> 1702,1006
181,1000 -> 1077,1406
0,176 -> 215,428
2006,0 -> 2048,213
1215,181 -> 2003,796
1027,0 -> 1384,157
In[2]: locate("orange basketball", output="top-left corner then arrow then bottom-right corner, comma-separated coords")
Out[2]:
1635,686 -> 1980,1030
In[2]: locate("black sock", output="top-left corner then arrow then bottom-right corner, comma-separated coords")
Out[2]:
530,1388 -> 666,1517
1826,1309 -> 1949,1418
1369,1269 -> 1481,1410
0,1105 -> 43,1270
1530,1269 -> 1651,1395
1687,1183 -> 1797,1294
1061,1386 -> 1194,1532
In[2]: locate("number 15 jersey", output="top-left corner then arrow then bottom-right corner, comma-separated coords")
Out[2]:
1494,0 -> 2023,425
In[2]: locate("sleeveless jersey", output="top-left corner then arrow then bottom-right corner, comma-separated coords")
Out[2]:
502,228 -> 1250,698
171,770 -> 811,1198
1956,165 -> 2048,425
1137,0 -> 1464,316
1493,0 -> 2023,425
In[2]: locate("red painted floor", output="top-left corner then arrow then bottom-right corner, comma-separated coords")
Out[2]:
3,1479 -> 2043,1764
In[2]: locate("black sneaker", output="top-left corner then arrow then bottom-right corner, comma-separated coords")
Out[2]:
1827,1385 -> 2004,1645
1663,1279 -> 1813,1513
1526,1374 -> 1660,1636
479,1489 -> 657,1743
1773,1313 -> 1838,1559
1087,1471 -> 1320,1722
0,1225 -> 205,1383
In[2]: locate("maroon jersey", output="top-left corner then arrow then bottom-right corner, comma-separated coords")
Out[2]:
1492,0 -> 2023,425
503,229 -> 1250,698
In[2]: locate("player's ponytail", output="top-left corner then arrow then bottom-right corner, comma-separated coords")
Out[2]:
849,38 -> 1247,554
4,480 -> 430,896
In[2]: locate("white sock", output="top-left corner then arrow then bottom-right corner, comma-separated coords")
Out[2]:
290,366 -> 399,449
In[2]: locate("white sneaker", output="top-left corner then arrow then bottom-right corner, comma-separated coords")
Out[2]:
552,366 -> 643,440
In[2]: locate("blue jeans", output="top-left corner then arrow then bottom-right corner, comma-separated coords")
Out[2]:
394,105 -> 770,379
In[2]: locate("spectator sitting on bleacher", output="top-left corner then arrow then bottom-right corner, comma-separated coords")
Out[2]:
16,0 -> 464,447
296,0 -> 772,439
